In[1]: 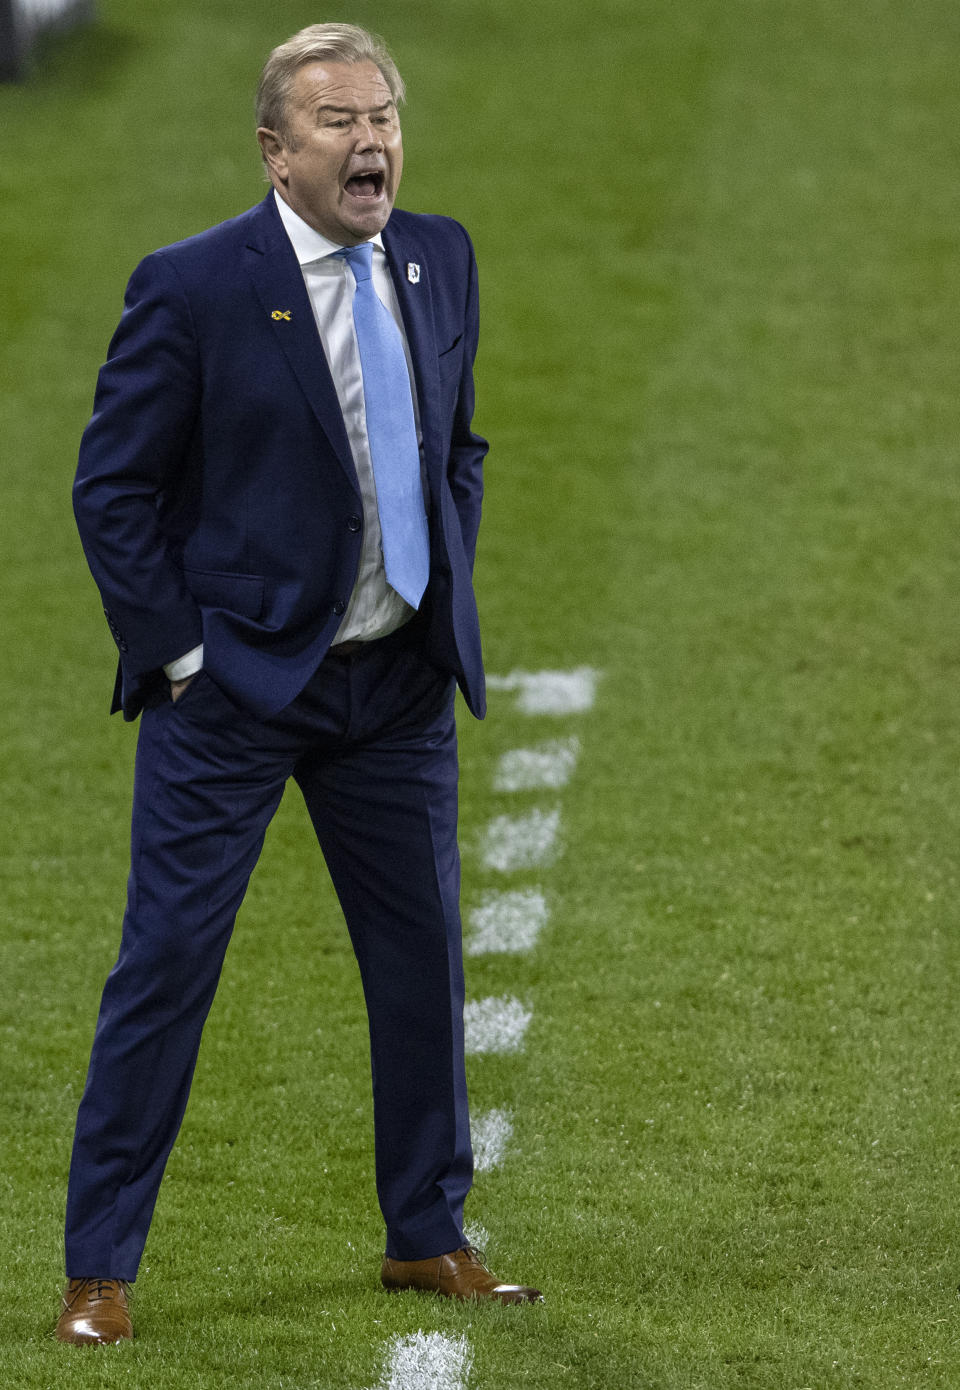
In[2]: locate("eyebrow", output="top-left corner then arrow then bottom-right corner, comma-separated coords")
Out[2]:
314,100 -> 395,115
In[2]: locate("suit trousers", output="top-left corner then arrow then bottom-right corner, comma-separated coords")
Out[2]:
64,625 -> 474,1279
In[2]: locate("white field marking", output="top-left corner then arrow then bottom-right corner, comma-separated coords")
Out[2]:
17,0 -> 77,22
481,807 -> 560,872
471,1108 -> 513,1172
463,1219 -> 492,1249
374,1332 -> 473,1390
464,996 -> 532,1054
493,736 -> 581,792
486,666 -> 600,715
467,888 -> 549,956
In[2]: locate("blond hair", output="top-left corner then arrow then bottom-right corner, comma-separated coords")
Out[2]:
256,23 -> 405,143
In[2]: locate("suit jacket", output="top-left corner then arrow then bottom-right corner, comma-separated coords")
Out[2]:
73,192 -> 488,721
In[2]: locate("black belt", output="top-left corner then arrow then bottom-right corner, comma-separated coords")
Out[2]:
327,639 -> 367,658
327,613 -> 424,663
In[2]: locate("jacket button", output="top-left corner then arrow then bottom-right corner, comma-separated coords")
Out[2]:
347,514 -> 361,532
333,600 -> 346,615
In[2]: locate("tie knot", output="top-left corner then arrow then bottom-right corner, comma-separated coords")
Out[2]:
337,242 -> 374,283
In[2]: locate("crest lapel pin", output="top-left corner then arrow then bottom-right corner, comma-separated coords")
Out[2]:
406,263 -> 421,284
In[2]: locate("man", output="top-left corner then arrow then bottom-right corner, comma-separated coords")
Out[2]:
57,22 -> 541,1345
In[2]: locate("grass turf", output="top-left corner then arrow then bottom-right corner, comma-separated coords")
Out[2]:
3,0 -> 960,1384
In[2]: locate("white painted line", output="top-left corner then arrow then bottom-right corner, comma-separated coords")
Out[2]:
482,807 -> 560,872
463,1219 -> 492,1249
487,666 -> 600,715
464,996 -> 532,1054
467,889 -> 549,956
374,1332 -> 473,1390
493,736 -> 581,792
471,1108 -> 513,1172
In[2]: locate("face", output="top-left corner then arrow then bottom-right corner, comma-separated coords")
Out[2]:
258,60 -> 403,245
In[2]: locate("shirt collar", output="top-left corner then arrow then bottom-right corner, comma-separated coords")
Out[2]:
273,189 -> 384,264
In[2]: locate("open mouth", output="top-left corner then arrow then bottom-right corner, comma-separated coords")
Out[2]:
344,170 -> 385,199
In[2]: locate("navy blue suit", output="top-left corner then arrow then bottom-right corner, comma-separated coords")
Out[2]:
66,193 -> 488,1279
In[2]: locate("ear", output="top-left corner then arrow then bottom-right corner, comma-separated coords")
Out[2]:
257,128 -> 289,183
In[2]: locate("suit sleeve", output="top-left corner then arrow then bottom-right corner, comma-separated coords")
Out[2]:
447,222 -> 488,570
73,252 -> 204,679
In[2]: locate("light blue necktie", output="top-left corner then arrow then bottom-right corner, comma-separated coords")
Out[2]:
337,242 -> 429,609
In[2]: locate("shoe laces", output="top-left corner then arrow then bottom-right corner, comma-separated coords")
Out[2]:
87,1279 -> 125,1302
66,1277 -> 129,1307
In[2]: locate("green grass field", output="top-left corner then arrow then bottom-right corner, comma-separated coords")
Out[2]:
3,0 -> 960,1384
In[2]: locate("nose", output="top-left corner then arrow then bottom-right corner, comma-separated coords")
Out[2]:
355,120 -> 384,151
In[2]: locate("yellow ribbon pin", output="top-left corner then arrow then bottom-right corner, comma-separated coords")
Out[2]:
271,309 -> 292,321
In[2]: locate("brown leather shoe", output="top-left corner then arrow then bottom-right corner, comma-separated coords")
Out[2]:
56,1278 -> 133,1344
381,1245 -> 543,1304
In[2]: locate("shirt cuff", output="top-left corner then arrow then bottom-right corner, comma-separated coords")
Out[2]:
163,645 -> 204,681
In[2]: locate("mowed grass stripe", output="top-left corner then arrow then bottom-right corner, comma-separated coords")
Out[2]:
480,0 -> 960,1385
3,0 -> 960,1387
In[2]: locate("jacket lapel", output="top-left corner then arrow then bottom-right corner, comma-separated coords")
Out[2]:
242,196 -> 359,495
382,222 -> 444,498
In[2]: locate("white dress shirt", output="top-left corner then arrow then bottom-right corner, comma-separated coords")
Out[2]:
163,189 -> 426,682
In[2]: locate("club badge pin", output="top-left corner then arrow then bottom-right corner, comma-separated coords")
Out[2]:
271,309 -> 292,321
406,263 -> 421,284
